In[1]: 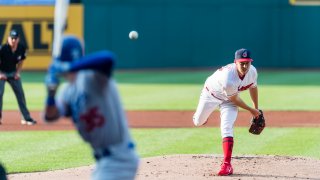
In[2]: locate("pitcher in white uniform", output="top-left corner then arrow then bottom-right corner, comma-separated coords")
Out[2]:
193,48 -> 261,176
43,36 -> 139,180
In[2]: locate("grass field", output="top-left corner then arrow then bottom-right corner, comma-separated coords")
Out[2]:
2,70 -> 320,110
1,128 -> 320,173
0,70 -> 320,173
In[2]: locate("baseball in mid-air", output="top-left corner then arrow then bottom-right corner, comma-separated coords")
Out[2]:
129,30 -> 139,40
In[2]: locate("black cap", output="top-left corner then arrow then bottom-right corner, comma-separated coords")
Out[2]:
234,48 -> 253,62
10,29 -> 19,39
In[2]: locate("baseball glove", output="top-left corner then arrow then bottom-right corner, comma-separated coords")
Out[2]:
249,110 -> 265,135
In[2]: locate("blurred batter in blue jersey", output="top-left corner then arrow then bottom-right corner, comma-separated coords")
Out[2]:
43,35 -> 139,180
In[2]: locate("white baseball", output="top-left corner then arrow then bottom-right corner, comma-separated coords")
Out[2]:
129,31 -> 138,40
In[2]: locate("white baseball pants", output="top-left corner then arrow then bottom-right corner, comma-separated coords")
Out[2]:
193,88 -> 238,138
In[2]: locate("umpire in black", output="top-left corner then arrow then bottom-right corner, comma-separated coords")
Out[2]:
0,29 -> 36,125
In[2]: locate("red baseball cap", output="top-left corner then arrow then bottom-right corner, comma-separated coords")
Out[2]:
234,48 -> 253,62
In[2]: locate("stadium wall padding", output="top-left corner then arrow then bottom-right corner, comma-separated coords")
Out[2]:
84,0 -> 320,68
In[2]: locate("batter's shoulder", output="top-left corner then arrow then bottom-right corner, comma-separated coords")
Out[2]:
74,70 -> 108,96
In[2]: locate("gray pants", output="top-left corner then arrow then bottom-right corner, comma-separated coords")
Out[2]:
0,77 -> 31,120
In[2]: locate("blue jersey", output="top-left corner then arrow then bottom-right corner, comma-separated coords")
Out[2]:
47,43 -> 138,179
56,70 -> 134,152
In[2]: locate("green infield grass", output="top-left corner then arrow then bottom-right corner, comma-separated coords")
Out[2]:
2,70 -> 320,111
0,128 -> 319,173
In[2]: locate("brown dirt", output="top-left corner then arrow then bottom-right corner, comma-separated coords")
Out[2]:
3,110 -> 320,180
8,155 -> 320,180
8,166 -> 93,180
1,110 -> 319,131
136,154 -> 320,180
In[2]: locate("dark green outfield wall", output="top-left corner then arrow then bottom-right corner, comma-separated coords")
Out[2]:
83,0 -> 320,68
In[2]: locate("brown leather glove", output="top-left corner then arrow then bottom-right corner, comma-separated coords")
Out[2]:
249,110 -> 266,135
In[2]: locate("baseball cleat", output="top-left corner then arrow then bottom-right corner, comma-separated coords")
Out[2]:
218,162 -> 233,176
21,118 -> 37,125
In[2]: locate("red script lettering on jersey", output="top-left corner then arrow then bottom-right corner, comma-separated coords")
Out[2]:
238,83 -> 254,91
80,107 -> 105,132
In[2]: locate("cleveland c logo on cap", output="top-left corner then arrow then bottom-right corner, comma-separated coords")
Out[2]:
242,51 -> 247,58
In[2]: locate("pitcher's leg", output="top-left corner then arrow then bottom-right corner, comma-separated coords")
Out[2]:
217,103 -> 238,176
218,136 -> 234,176
219,103 -> 238,138
193,90 -> 220,126
0,80 -> 5,124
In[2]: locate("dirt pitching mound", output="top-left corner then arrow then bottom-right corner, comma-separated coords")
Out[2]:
9,154 -> 320,180
137,154 -> 320,180
8,165 -> 93,180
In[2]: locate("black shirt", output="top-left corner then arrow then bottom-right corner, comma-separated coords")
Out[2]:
0,43 -> 26,73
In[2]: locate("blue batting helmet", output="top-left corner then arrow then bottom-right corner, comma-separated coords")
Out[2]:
57,35 -> 84,63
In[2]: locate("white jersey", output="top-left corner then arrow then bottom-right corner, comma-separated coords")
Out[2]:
56,70 -> 136,154
205,63 -> 258,101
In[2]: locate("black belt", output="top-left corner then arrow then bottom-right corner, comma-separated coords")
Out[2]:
205,87 -> 224,101
94,142 -> 135,161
